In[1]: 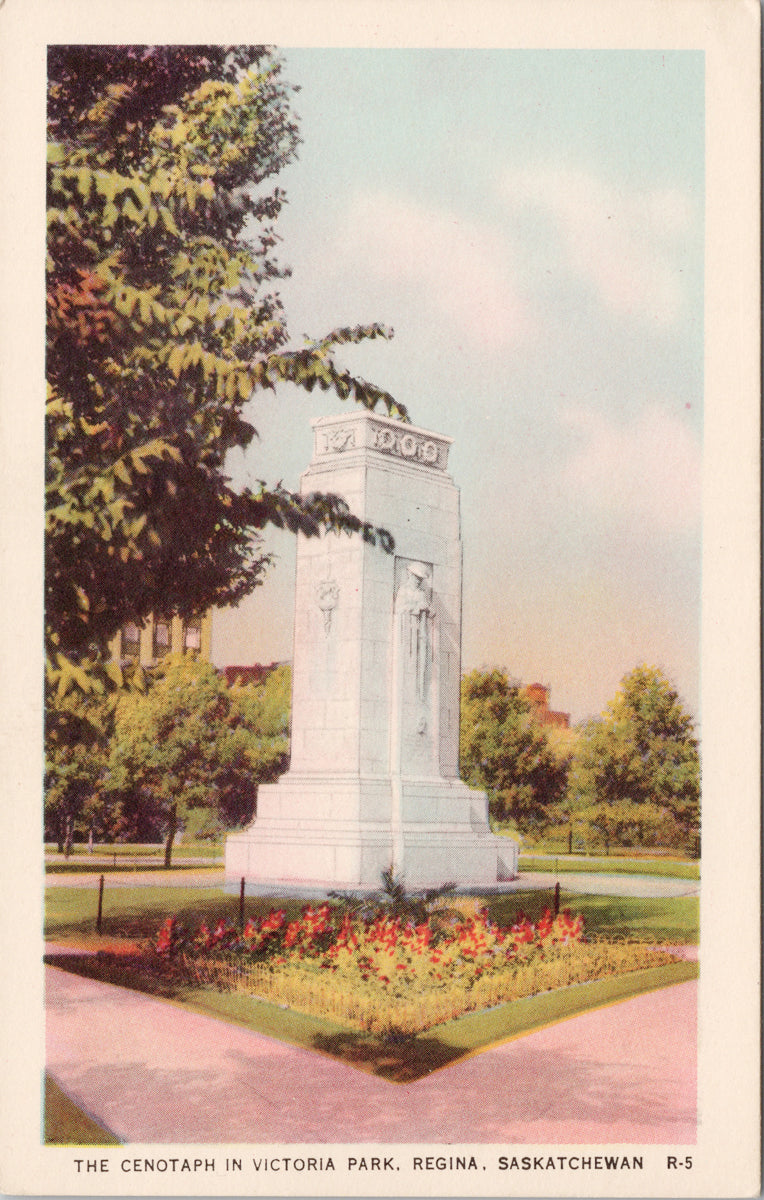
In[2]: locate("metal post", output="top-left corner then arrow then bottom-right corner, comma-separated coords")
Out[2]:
554,881 -> 561,917
239,877 -> 245,931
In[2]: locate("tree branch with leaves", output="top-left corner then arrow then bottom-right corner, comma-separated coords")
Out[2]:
46,45 -> 402,701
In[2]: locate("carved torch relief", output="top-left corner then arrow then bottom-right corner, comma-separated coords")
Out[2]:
315,577 -> 339,635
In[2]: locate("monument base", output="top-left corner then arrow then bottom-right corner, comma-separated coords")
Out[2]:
225,772 -> 518,890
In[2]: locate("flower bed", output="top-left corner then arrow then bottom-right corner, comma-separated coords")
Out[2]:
150,902 -> 679,1036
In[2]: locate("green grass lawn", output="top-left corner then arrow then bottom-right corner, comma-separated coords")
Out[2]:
510,834 -> 696,858
44,1075 -> 121,1145
44,843 -> 224,875
45,881 -> 699,946
486,889 -> 699,945
45,883 -> 315,942
518,855 -> 700,881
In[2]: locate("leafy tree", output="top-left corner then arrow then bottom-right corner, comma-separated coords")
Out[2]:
571,796 -> 680,856
104,656 -> 290,866
459,669 -> 569,833
46,45 -> 402,702
537,724 -> 581,852
567,664 -> 700,854
227,661 -> 291,791
44,701 -> 110,854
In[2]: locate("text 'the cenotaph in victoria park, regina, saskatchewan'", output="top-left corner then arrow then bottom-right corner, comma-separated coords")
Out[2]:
225,409 -> 519,890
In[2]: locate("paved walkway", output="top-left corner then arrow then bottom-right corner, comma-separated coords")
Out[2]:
45,868 -> 223,889
511,871 -> 699,898
46,867 -> 698,898
46,964 -> 696,1145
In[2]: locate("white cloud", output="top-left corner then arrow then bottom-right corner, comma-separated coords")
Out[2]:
561,402 -> 702,534
501,166 -> 696,326
332,191 -> 531,350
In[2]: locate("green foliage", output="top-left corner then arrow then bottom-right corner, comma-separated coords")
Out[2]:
46,46 -> 401,696
228,662 -> 291,753
103,656 -> 290,862
567,665 -> 700,854
44,714 -> 110,853
329,867 -> 459,926
459,669 -> 569,829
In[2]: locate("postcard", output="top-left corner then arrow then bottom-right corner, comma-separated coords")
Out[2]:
0,0 -> 760,1196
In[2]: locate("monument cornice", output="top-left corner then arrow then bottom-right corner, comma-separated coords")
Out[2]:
310,409 -> 452,472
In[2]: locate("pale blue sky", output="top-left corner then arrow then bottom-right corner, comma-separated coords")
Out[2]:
217,48 -> 704,727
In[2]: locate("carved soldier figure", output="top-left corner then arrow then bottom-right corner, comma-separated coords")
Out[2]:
395,561 -> 433,707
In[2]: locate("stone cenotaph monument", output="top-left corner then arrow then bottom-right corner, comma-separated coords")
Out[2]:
225,409 -> 518,889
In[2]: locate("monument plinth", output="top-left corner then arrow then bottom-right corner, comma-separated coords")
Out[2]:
225,409 -> 518,889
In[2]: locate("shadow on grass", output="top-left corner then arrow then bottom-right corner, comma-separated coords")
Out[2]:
44,951 -> 188,1002
310,1030 -> 465,1083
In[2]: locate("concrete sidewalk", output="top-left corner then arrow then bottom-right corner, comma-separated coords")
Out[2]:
512,871 -> 699,898
46,867 -> 698,898
46,964 -> 696,1145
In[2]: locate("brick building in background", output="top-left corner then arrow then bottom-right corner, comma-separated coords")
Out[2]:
521,682 -> 570,729
222,663 -> 283,687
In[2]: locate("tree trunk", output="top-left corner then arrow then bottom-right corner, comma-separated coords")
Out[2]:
164,802 -> 177,869
568,825 -> 573,855
63,815 -> 74,860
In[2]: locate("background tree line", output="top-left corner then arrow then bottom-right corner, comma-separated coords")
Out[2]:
460,663 -> 700,856
47,656 -> 700,862
45,658 -> 291,865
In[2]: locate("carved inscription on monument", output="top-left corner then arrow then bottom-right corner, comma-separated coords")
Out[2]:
371,423 -> 443,468
315,418 -> 446,468
319,426 -> 357,454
